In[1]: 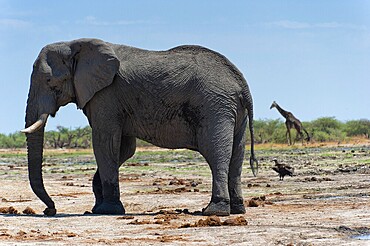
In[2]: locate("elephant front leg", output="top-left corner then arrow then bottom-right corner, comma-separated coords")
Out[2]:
92,168 -> 124,214
91,166 -> 125,215
92,169 -> 103,211
91,134 -> 125,215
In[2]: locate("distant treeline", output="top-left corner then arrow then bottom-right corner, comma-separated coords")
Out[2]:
1,117 -> 369,149
248,117 -> 370,144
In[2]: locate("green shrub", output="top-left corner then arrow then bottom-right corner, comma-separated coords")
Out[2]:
1,117 -> 369,148
309,117 -> 345,142
311,117 -> 343,134
249,119 -> 286,143
270,125 -> 288,144
344,119 -> 370,137
0,132 -> 26,148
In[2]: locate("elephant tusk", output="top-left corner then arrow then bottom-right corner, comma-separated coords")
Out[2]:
21,114 -> 49,134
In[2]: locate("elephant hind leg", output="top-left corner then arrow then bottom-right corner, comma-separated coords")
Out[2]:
119,136 -> 136,164
228,125 -> 247,214
198,123 -> 234,216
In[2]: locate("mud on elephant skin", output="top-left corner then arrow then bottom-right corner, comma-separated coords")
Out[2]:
22,38 -> 258,216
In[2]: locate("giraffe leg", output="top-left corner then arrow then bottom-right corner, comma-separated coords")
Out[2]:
295,125 -> 304,145
286,128 -> 292,145
293,131 -> 299,145
299,132 -> 304,145
285,122 -> 293,145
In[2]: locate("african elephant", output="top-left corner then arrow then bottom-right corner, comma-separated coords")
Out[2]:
22,38 -> 258,216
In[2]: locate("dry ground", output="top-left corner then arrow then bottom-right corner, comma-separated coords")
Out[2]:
0,141 -> 369,245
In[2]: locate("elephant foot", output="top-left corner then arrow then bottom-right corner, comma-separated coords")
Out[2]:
230,203 -> 246,214
92,198 -> 103,212
43,207 -> 57,216
92,201 -> 125,215
230,197 -> 246,214
202,199 -> 230,216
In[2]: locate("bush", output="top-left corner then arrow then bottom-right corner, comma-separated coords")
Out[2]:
250,119 -> 286,144
310,117 -> 345,142
311,117 -> 343,134
270,125 -> 289,144
0,132 -> 26,148
44,126 -> 92,149
344,119 -> 370,138
0,117 -> 369,148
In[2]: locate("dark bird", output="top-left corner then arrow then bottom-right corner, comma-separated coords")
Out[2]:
272,159 -> 294,180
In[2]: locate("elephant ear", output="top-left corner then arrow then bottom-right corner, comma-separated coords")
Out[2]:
70,39 -> 120,109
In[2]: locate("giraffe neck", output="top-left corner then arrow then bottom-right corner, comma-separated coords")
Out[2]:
275,104 -> 290,119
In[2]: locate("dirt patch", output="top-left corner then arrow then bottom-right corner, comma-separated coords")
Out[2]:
180,215 -> 248,228
116,215 -> 135,220
156,234 -> 186,243
0,229 -> 78,242
0,206 -> 19,214
22,206 -> 36,215
0,144 -> 369,245
0,206 -> 38,215
144,186 -> 200,194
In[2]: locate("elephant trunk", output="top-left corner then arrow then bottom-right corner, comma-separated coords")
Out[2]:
24,106 -> 56,216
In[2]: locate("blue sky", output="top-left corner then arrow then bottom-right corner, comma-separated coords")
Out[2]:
0,1 -> 369,134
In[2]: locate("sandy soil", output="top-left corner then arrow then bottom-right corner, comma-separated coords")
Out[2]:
0,143 -> 369,245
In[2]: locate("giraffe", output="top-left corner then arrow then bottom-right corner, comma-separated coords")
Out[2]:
270,101 -> 310,145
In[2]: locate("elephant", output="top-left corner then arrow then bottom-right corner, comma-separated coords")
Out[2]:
22,38 -> 258,216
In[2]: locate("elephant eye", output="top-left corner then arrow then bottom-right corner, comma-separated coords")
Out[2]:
50,86 -> 62,96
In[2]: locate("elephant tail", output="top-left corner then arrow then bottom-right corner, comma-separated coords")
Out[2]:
244,92 -> 258,177
248,108 -> 258,177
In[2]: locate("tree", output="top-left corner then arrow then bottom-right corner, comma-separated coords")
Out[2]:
1,117 -> 370,148
0,132 -> 26,148
310,117 -> 345,142
344,119 -> 370,138
44,126 -> 92,149
72,126 -> 92,148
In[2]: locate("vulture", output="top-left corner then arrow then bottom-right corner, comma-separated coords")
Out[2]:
272,159 -> 294,180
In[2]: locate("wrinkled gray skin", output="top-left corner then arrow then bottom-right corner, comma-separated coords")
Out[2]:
24,38 -> 257,216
